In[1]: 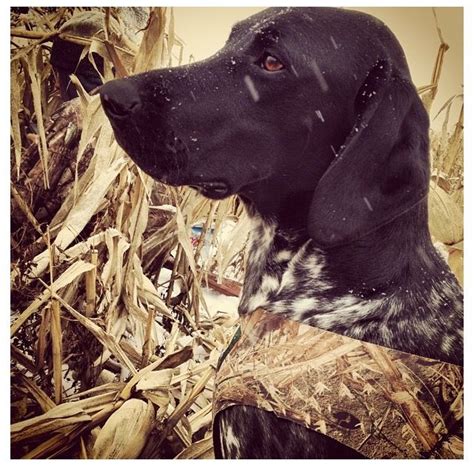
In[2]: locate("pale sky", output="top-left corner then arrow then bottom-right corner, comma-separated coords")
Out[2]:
173,7 -> 463,131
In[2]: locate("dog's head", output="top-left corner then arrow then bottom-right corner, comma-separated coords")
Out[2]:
100,7 -> 429,246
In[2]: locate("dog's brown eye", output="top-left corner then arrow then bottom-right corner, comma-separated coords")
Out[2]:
261,54 -> 284,72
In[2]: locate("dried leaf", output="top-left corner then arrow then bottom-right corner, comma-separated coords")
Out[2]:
54,293 -> 137,375
175,205 -> 198,276
11,260 -> 96,336
315,419 -> 327,435
136,368 -> 173,391
54,155 -> 127,250
133,8 -> 166,73
11,59 -> 23,179
175,436 -> 214,459
448,241 -> 464,286
26,49 -> 49,188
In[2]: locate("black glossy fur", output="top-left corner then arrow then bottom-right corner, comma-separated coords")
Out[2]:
100,7 -> 463,458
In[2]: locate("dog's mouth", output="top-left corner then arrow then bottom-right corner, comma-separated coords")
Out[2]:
109,132 -> 232,200
189,180 -> 231,199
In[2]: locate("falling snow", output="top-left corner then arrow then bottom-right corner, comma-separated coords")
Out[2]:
363,197 -> 374,211
244,75 -> 260,102
315,110 -> 325,122
291,64 -> 299,77
310,60 -> 329,92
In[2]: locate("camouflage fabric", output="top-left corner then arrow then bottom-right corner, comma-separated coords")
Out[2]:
213,308 -> 463,459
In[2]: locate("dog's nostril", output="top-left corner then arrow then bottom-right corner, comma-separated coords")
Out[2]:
100,80 -> 142,119
101,92 -> 140,117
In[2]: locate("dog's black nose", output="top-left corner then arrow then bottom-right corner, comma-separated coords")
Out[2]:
100,79 -> 142,119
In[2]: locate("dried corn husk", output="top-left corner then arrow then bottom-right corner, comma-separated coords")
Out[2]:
92,399 -> 155,459
428,183 -> 463,244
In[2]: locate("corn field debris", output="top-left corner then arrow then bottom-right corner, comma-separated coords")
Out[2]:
10,7 -> 463,459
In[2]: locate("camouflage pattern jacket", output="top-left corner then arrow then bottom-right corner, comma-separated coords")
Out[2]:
213,308 -> 463,459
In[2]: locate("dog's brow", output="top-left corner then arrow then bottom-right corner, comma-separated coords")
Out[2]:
256,27 -> 280,43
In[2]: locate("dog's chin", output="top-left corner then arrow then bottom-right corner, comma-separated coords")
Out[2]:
126,162 -> 233,200
115,146 -> 185,184
111,136 -> 232,199
189,181 -> 232,200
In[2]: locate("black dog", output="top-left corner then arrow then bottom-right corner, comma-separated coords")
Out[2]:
100,7 -> 463,458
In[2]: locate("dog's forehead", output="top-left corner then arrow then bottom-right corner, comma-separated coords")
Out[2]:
230,7 -> 311,42
232,7 -> 293,31
229,8 -> 376,59
232,8 -> 395,49
233,7 -> 377,36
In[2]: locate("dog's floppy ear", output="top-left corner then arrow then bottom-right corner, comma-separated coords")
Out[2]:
307,60 -> 430,248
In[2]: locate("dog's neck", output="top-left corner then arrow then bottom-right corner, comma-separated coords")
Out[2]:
238,207 -> 463,364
